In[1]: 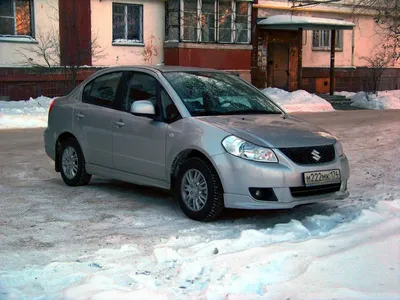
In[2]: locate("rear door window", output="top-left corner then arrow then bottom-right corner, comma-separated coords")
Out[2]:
82,72 -> 123,108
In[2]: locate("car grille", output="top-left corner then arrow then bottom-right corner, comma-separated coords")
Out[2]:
279,145 -> 335,165
290,183 -> 341,198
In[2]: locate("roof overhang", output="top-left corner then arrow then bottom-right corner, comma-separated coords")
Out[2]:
257,15 -> 355,30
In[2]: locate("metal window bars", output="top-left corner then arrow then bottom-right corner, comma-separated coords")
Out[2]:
112,3 -> 143,43
165,0 -> 251,44
312,29 -> 343,50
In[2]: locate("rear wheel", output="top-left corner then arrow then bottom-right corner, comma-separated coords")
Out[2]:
176,157 -> 224,221
59,138 -> 91,186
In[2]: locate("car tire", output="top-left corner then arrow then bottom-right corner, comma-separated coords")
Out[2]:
176,157 -> 224,221
59,138 -> 92,186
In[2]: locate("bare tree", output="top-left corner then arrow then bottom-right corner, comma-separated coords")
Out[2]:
15,1 -> 107,94
360,45 -> 395,94
349,0 -> 400,60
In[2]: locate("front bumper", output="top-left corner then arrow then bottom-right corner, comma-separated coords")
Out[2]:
211,150 -> 350,210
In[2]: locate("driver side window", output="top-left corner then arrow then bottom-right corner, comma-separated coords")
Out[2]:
123,72 -> 159,115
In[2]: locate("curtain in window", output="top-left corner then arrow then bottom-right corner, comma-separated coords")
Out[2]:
182,0 -> 197,41
0,0 -> 32,36
200,0 -> 215,42
218,0 -> 232,43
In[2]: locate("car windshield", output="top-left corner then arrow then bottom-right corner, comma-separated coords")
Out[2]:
163,71 -> 283,116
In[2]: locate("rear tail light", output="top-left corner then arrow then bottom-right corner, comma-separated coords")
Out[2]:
48,98 -> 56,115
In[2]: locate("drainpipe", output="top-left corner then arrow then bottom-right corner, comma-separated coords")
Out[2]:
351,27 -> 355,66
330,29 -> 336,95
251,0 -> 259,86
298,28 -> 303,90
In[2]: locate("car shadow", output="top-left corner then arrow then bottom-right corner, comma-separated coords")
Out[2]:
45,176 -> 337,228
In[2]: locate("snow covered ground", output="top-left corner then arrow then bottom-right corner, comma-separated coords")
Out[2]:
263,88 -> 335,113
0,96 -> 53,129
336,90 -> 400,110
0,110 -> 399,300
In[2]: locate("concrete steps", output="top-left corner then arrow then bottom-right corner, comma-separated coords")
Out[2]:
317,94 -> 367,110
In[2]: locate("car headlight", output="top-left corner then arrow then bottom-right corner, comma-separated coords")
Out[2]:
222,136 -> 278,163
335,141 -> 345,157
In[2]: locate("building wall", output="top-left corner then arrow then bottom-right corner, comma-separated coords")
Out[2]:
257,0 -> 400,69
0,0 -> 59,67
91,0 -> 165,66
302,15 -> 400,68
164,44 -> 252,81
59,0 -> 92,66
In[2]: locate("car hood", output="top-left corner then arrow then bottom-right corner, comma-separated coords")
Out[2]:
196,114 -> 337,148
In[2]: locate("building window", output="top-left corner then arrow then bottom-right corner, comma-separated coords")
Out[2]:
0,0 -> 34,37
312,30 -> 343,51
112,3 -> 143,45
166,0 -> 251,44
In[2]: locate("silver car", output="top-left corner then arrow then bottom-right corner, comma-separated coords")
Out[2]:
44,66 -> 350,221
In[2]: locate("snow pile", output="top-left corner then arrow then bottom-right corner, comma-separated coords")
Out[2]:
0,96 -> 52,129
334,91 -> 356,98
348,91 -> 400,110
5,197 -> 395,300
3,196 -> 399,299
263,88 -> 335,112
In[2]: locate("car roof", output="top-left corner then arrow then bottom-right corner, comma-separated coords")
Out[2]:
92,65 -> 226,74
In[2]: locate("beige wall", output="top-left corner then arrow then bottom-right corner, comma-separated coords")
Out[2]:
0,0 -> 59,67
91,0 -> 165,66
257,0 -> 400,68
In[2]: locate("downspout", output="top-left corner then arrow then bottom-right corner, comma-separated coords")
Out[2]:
351,25 -> 355,66
251,0 -> 259,86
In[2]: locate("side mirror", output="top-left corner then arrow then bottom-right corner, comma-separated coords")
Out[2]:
130,100 -> 155,118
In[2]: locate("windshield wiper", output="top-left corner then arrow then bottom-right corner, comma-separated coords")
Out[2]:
220,110 -> 282,115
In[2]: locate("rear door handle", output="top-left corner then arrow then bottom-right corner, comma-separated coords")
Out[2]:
76,113 -> 84,119
114,121 -> 125,128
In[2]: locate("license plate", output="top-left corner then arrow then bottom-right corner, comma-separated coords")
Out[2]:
303,169 -> 341,186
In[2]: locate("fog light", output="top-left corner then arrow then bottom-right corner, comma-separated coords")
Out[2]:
249,188 -> 278,201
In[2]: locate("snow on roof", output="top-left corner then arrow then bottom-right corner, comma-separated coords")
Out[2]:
257,15 -> 355,30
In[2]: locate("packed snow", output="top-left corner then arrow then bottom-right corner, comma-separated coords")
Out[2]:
257,15 -> 355,28
0,88 -> 399,130
0,96 -> 53,129
262,88 -> 335,112
0,91 -> 336,130
336,90 -> 400,110
113,39 -> 144,45
0,109 -> 399,299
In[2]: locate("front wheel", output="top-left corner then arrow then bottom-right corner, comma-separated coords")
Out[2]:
176,157 -> 224,221
59,138 -> 92,186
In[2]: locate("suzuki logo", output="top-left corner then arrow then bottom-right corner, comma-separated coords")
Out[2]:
311,149 -> 321,161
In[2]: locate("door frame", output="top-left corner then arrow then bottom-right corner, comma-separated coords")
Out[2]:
268,42 -> 290,90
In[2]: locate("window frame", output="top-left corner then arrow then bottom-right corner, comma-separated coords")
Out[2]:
312,29 -> 343,52
173,0 -> 251,44
119,71 -> 182,124
81,71 -> 125,109
0,0 -> 35,38
112,2 -> 144,46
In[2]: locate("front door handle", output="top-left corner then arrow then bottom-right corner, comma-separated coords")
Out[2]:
76,113 -> 84,119
114,121 -> 125,128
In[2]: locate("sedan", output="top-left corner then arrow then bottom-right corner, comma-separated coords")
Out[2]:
44,66 -> 350,221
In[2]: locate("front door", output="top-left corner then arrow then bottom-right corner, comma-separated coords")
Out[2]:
272,43 -> 289,90
112,72 -> 168,181
73,71 -> 124,169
